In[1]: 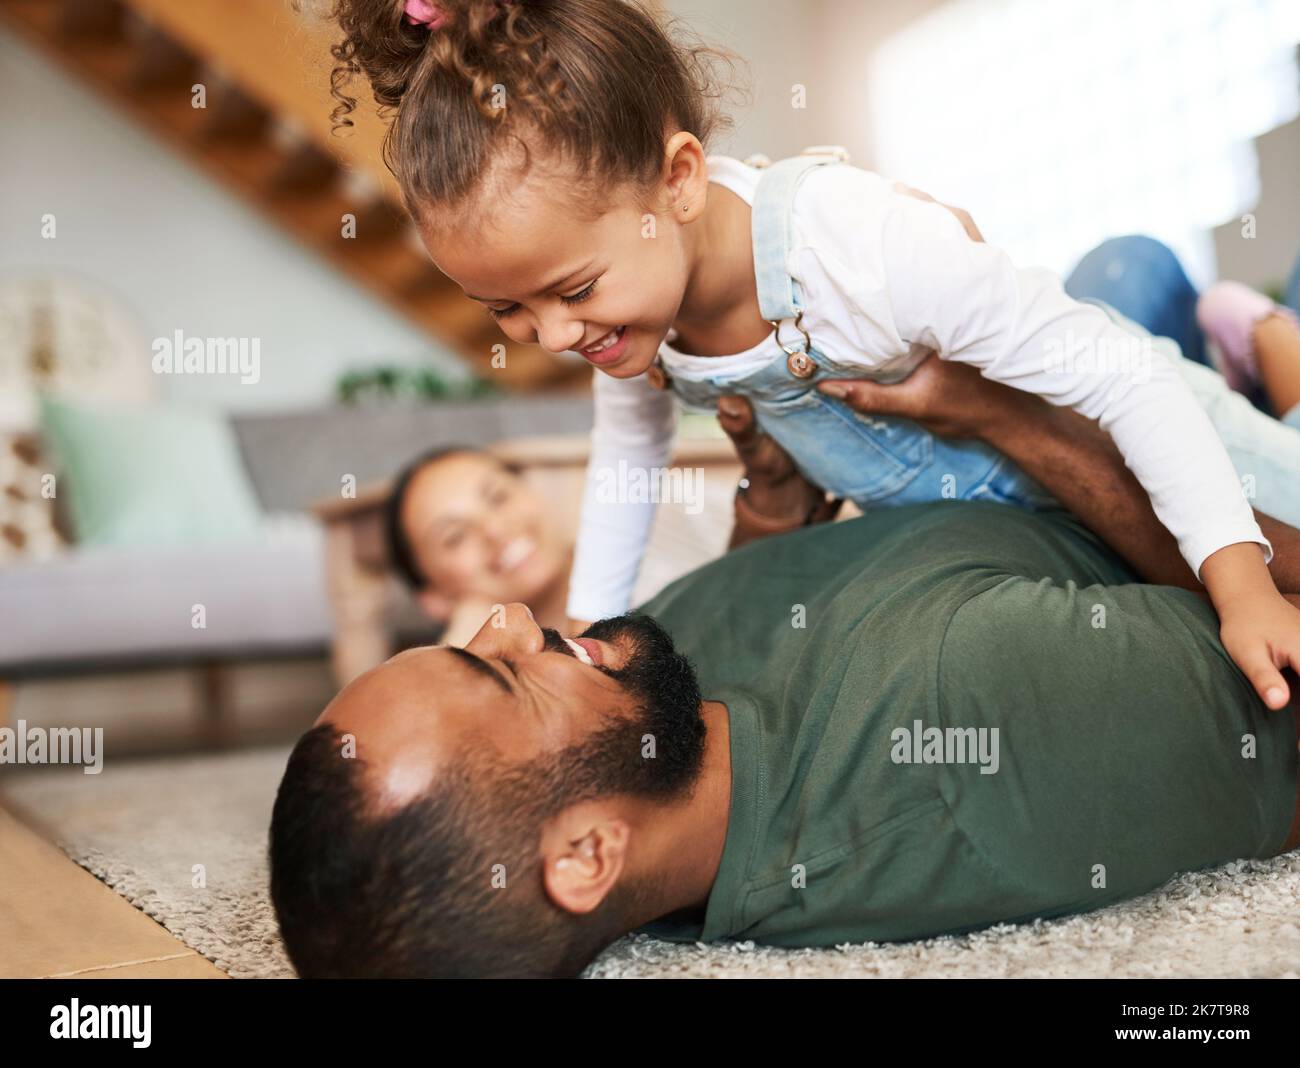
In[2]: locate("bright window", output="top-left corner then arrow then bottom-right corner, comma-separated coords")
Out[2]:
868,0 -> 1300,287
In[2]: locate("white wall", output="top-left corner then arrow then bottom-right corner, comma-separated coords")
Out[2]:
1213,116 -> 1300,296
664,0 -> 946,165
0,24 -> 469,416
662,0 -> 831,159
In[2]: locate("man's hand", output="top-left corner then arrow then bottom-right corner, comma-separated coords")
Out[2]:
718,395 -> 824,517
717,395 -> 840,548
817,352 -> 1035,439
816,183 -> 1010,436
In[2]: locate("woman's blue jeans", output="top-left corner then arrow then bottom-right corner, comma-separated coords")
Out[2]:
1065,234 -> 1300,429
1062,235 -> 1300,525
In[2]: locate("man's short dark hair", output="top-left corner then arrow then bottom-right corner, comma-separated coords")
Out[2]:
268,723 -> 638,978
269,614 -> 703,977
383,446 -> 524,590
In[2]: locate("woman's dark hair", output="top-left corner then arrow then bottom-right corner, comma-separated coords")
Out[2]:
326,0 -> 747,227
385,445 -> 524,589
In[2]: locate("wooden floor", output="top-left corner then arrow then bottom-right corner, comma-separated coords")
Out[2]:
0,804 -> 227,979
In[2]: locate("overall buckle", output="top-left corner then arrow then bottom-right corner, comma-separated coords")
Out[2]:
771,309 -> 816,379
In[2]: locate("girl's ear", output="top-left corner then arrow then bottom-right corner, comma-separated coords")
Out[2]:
416,588 -> 455,623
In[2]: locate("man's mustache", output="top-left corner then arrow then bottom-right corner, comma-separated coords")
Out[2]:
540,627 -> 571,655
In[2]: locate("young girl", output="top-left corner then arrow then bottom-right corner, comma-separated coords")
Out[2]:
327,0 -> 1300,709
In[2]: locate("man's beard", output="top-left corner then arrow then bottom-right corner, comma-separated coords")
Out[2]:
529,612 -> 708,802
472,614 -> 707,963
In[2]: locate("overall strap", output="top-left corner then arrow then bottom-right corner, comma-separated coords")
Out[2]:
750,146 -> 851,324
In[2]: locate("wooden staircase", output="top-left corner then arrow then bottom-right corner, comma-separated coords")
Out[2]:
0,0 -> 591,391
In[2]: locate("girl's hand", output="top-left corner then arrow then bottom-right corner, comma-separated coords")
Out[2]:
566,616 -> 594,635
1217,591 -> 1300,709
1203,543 -> 1300,709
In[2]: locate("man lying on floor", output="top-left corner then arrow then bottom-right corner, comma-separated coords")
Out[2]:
269,359 -> 1300,979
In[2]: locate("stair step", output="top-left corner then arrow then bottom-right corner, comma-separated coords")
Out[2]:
195,79 -> 268,141
123,16 -> 194,90
54,0 -> 121,39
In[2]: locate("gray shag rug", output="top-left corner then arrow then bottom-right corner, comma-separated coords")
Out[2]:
4,745 -> 1298,978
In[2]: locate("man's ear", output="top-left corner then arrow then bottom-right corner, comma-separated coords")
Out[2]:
416,587 -> 454,622
539,803 -> 631,916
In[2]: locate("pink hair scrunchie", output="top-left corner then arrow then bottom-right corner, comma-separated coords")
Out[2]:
403,0 -> 513,30
403,0 -> 447,29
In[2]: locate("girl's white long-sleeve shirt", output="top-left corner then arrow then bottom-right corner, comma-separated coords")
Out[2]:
565,155 -> 1268,623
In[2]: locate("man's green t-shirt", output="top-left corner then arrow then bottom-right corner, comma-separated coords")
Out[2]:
634,501 -> 1297,947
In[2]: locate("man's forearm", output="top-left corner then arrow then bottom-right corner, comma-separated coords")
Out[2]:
980,396 -> 1300,594
728,491 -> 841,550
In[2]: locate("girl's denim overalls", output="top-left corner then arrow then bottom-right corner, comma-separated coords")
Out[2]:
648,148 -> 1057,513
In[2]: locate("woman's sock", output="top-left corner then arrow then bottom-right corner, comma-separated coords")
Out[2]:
1196,280 -> 1300,394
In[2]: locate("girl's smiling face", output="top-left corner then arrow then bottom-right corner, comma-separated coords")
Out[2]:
417,134 -> 711,380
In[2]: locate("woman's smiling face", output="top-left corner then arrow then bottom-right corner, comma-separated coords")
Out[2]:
417,140 -> 707,380
401,451 -> 566,607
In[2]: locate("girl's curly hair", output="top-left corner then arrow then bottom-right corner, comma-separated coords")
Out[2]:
326,0 -> 748,229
